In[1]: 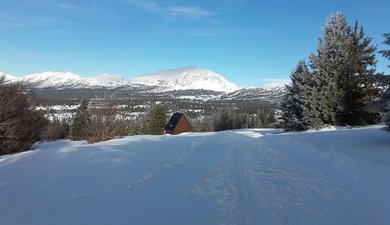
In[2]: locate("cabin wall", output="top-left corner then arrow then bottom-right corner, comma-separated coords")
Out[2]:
172,117 -> 190,134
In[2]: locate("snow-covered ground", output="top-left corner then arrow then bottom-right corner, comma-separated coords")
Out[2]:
0,126 -> 389,225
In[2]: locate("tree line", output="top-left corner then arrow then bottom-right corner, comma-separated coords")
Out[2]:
0,80 -> 276,155
2,12 -> 389,156
68,99 -> 276,142
280,12 -> 390,132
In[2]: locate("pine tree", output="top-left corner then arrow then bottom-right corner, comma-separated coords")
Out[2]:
281,60 -> 312,131
378,33 -> 390,131
379,33 -> 390,67
70,99 -> 89,140
309,12 -> 378,126
379,88 -> 390,131
141,104 -> 167,135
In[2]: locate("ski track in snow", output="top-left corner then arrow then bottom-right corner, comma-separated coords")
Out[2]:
191,131 -> 338,225
0,127 -> 390,225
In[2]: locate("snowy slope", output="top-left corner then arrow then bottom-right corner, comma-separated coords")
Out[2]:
2,67 -> 239,93
220,86 -> 286,103
131,67 -> 239,92
1,72 -> 17,81
18,72 -> 127,89
1,126 -> 390,225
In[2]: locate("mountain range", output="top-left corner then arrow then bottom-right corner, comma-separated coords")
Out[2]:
1,67 -> 288,112
1,67 -> 240,93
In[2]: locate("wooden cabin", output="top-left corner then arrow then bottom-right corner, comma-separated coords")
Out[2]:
165,112 -> 191,135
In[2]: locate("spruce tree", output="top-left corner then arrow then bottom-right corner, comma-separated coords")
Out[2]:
70,99 -> 90,140
379,88 -> 390,131
379,33 -> 390,67
378,33 -> 390,131
309,12 -> 378,126
141,104 -> 167,135
281,60 -> 312,131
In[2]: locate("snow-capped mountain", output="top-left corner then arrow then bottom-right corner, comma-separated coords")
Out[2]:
2,67 -> 239,93
15,72 -> 127,89
0,72 -> 17,81
130,67 -> 239,93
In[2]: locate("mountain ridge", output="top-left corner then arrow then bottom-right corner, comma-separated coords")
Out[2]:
1,67 -> 241,93
131,66 -> 239,92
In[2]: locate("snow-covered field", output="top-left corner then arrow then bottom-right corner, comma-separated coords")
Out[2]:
1,126 -> 390,225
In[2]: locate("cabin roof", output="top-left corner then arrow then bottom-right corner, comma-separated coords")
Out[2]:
165,112 -> 185,132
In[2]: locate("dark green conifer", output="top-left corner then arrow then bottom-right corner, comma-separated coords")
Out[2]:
70,99 -> 90,140
141,104 -> 167,135
309,12 -> 378,126
379,33 -> 390,67
378,33 -> 390,131
281,60 -> 312,131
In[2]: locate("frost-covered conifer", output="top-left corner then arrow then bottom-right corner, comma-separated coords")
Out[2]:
281,60 -> 312,131
378,33 -> 390,131
309,12 -> 378,126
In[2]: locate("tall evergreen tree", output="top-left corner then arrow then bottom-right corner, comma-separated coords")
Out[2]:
379,33 -> 390,67
281,60 -> 312,131
378,88 -> 390,131
378,33 -> 390,131
70,99 -> 90,140
309,12 -> 378,126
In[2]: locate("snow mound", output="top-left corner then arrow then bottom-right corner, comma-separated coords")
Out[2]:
235,130 -> 264,138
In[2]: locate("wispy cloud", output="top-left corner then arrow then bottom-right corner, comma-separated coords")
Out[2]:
0,2 -> 100,29
158,26 -> 263,39
188,27 -> 263,37
54,2 -> 84,12
258,79 -> 291,88
124,0 -> 161,13
0,19 -> 24,28
167,6 -> 215,21
0,14 -> 28,28
125,0 -> 216,21
52,2 -> 101,19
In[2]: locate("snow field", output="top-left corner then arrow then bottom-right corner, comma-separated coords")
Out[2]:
0,126 -> 389,225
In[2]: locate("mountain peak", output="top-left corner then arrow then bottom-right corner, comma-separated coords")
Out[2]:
131,66 -> 238,93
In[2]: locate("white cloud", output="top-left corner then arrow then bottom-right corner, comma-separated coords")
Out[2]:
258,78 -> 291,88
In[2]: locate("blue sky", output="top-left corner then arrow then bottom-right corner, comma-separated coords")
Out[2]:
0,0 -> 389,87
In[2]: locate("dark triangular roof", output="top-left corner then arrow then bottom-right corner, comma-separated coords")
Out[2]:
165,112 -> 184,132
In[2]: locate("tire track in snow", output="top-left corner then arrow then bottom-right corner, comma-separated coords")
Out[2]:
192,131 -> 344,225
191,132 -> 264,225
